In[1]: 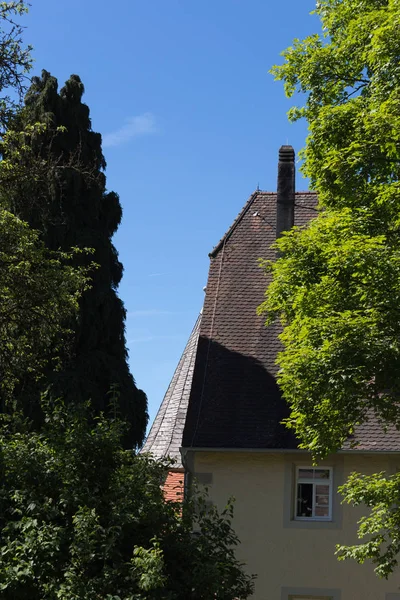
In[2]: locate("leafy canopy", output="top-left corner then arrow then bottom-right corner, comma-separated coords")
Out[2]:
260,0 -> 400,458
0,398 -> 255,600
336,471 -> 400,578
0,1 -> 32,127
259,0 -> 400,577
0,208 -> 91,411
0,7 -> 253,596
4,71 -> 149,449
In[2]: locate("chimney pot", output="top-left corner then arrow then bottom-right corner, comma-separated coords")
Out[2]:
278,145 -> 295,163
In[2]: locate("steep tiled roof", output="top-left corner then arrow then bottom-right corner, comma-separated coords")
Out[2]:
182,191 -> 316,449
141,313 -> 201,467
182,191 -> 400,452
144,181 -> 400,455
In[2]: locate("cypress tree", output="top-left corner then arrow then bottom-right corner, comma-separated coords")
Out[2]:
9,70 -> 148,448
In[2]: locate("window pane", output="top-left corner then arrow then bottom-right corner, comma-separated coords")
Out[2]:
295,467 -> 332,521
289,596 -> 332,600
315,505 -> 329,517
314,469 -> 330,479
298,468 -> 314,479
316,495 -> 329,506
297,483 -> 313,517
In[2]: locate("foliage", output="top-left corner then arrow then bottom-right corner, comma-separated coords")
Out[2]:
0,398 -> 254,600
261,0 -> 400,456
336,471 -> 400,578
260,208 -> 400,457
0,208 -> 90,413
0,1 -> 32,128
258,0 -> 400,575
0,4 -> 252,597
4,70 -> 148,449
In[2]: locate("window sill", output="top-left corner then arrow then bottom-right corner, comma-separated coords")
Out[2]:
288,517 -> 339,530
294,517 -> 332,523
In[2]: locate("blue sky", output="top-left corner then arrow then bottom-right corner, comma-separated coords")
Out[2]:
25,0 -> 318,432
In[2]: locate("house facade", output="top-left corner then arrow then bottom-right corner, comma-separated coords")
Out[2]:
143,147 -> 400,600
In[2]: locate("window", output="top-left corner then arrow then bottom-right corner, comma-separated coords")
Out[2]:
284,459 -> 343,529
295,467 -> 332,521
289,596 -> 332,600
289,596 -> 333,600
283,586 -> 340,600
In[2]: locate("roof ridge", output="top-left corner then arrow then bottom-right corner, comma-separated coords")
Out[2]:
210,190 -> 260,258
210,190 -> 317,258
294,191 -> 319,195
163,315 -> 200,461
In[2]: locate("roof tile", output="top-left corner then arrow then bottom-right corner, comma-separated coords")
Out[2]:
141,313 -> 201,466
146,188 -> 400,454
182,191 -> 400,452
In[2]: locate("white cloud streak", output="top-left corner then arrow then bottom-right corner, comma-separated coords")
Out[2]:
102,113 -> 156,148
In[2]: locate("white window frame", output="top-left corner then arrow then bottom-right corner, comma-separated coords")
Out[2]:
283,587 -> 340,600
295,466 -> 333,521
289,596 -> 333,600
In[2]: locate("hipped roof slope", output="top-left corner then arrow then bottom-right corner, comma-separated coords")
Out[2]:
182,191 -> 316,449
141,312 -> 201,467
182,191 -> 400,452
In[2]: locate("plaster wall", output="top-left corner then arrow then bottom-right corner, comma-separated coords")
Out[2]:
191,451 -> 400,600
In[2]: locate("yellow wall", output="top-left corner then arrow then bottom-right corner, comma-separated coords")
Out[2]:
190,451 -> 400,600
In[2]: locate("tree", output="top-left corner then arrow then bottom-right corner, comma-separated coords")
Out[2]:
0,208 -> 90,412
0,6 -> 252,597
0,397 -> 255,600
258,0 -> 400,576
0,1 -> 32,128
4,71 -> 148,449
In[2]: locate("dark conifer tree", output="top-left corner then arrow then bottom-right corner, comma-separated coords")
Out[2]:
10,70 -> 148,448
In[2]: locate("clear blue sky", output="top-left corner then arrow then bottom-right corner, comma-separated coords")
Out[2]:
25,0 -> 318,432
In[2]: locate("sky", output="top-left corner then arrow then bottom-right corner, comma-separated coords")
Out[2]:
24,0 -> 319,433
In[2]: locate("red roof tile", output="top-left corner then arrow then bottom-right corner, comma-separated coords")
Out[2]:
163,470 -> 184,503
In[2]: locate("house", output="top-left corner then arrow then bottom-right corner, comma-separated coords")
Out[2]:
142,147 -> 400,600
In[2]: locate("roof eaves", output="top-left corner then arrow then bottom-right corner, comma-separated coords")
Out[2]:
181,446 -> 307,454
181,446 -> 400,455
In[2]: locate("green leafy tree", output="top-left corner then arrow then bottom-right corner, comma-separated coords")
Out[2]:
0,1 -> 32,128
0,209 -> 90,411
0,3 -> 99,426
0,5 -> 253,596
258,0 -> 400,575
4,70 -> 148,449
0,398 -> 255,600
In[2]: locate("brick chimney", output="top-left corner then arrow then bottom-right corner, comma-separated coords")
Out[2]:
276,145 -> 295,239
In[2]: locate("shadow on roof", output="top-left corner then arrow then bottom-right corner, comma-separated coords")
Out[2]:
183,336 -> 298,449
